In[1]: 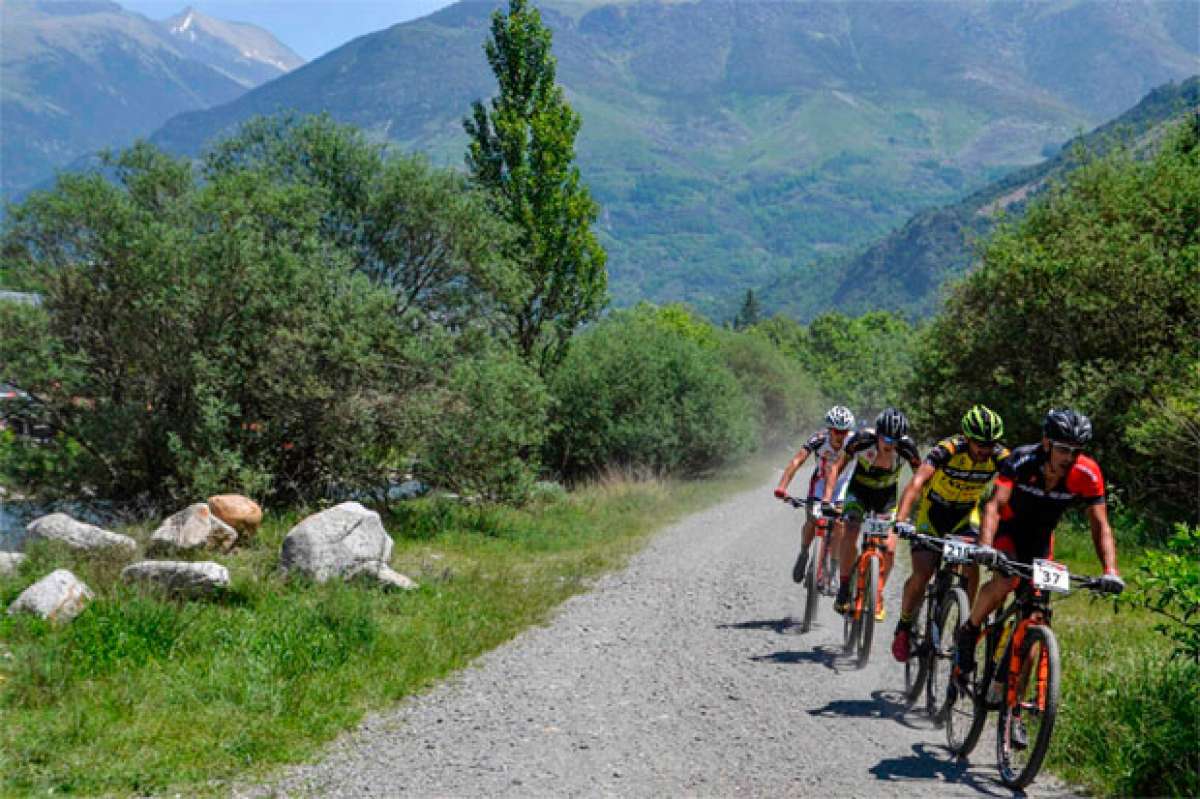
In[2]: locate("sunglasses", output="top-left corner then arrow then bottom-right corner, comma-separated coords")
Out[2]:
880,435 -> 897,446
967,438 -> 996,452
1050,441 -> 1084,456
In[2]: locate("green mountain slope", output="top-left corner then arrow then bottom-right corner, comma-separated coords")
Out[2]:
141,1 -> 1194,310
761,75 -> 1200,321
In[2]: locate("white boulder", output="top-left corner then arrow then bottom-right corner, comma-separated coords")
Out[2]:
122,560 -> 230,598
281,502 -> 394,582
347,560 -> 418,591
148,503 -> 237,555
0,552 -> 26,577
25,513 -> 137,555
7,569 -> 93,622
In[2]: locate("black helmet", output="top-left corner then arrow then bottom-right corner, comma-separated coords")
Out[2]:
1042,408 -> 1092,446
874,407 -> 908,439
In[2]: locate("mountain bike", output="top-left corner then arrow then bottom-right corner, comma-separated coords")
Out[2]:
944,554 -> 1111,789
785,496 -> 838,632
895,528 -> 974,720
842,510 -> 891,669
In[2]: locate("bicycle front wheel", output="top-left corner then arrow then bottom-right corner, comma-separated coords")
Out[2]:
997,624 -> 1060,790
842,573 -> 860,654
929,586 -> 969,721
904,595 -> 930,703
946,622 -> 991,756
856,556 -> 879,669
802,535 -> 823,632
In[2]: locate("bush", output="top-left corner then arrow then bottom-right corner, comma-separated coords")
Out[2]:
418,349 -> 550,504
1127,523 -> 1200,661
0,144 -> 414,505
546,309 -> 757,479
715,328 -> 824,447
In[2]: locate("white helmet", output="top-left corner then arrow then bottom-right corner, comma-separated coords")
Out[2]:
825,405 -> 855,431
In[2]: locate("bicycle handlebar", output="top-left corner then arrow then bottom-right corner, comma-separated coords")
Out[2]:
990,554 -> 1105,592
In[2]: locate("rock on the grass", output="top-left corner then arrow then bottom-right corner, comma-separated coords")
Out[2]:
281,502 -> 394,582
207,494 -> 263,540
122,560 -> 230,598
25,513 -> 137,555
0,552 -> 26,577
7,568 -> 93,622
348,560 -> 418,591
148,503 -> 238,555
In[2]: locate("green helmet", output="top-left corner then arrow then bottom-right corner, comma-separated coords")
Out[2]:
962,404 -> 1004,443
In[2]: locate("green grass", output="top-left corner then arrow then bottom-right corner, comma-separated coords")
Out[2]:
1043,522 -> 1199,797
0,458 -> 773,796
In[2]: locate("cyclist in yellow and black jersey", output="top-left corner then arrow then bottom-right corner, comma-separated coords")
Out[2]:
890,405 -> 1008,662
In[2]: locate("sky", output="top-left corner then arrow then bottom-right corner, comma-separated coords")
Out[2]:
120,0 -> 458,61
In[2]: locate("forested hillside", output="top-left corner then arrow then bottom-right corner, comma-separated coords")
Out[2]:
760,76 -> 1200,320
147,0 -> 1199,312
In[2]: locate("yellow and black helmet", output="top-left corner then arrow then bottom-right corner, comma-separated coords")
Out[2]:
961,404 -> 1004,443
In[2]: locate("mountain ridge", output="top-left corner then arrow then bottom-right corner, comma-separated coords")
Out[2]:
144,0 -> 1199,313
0,0 -> 303,200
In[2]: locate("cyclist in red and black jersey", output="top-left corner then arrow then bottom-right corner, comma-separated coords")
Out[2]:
955,409 -> 1125,676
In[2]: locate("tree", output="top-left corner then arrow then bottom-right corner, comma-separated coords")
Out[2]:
733,289 -> 762,330
464,0 -> 607,373
907,120 -> 1199,523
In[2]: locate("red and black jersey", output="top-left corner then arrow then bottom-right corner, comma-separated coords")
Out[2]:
995,443 -> 1105,543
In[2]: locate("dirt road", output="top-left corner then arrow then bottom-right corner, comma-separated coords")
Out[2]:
250,471 -> 1075,797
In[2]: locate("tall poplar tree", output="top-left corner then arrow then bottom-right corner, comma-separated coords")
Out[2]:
464,0 -> 607,373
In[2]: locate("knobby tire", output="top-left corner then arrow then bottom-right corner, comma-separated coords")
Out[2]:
929,587 -> 969,721
857,556 -> 879,669
802,536 -> 823,632
997,624 -> 1060,790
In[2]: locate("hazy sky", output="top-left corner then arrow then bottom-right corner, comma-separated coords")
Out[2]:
121,0 -> 459,60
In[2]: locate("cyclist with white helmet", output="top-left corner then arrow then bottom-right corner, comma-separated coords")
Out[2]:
822,407 -> 921,618
775,405 -> 856,583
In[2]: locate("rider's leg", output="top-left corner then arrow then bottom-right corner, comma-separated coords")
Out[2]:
881,530 -> 898,586
800,514 -> 816,551
838,518 -> 861,582
900,549 -> 938,622
792,515 -> 816,582
965,563 -> 981,604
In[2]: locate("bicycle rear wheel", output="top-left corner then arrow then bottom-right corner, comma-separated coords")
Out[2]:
904,595 -> 930,703
856,556 -> 879,669
946,623 -> 991,756
801,536 -> 823,632
997,624 -> 1060,789
929,586 -> 968,721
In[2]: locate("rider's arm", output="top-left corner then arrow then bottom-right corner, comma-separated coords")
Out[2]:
977,480 -> 1012,548
775,448 -> 810,493
1085,501 -> 1119,574
896,462 -> 936,522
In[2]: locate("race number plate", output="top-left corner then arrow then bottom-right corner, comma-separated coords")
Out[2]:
1032,558 -> 1071,593
942,538 -> 973,565
863,517 -> 891,537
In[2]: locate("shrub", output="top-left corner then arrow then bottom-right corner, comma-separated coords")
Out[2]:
715,328 -> 824,447
0,144 -> 413,505
1127,523 -> 1200,661
418,349 -> 550,504
546,309 -> 757,479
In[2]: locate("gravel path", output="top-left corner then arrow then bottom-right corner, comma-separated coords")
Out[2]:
246,470 -> 1077,798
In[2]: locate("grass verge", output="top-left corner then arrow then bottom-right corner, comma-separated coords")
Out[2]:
0,457 -> 775,796
1044,523 -> 1199,797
